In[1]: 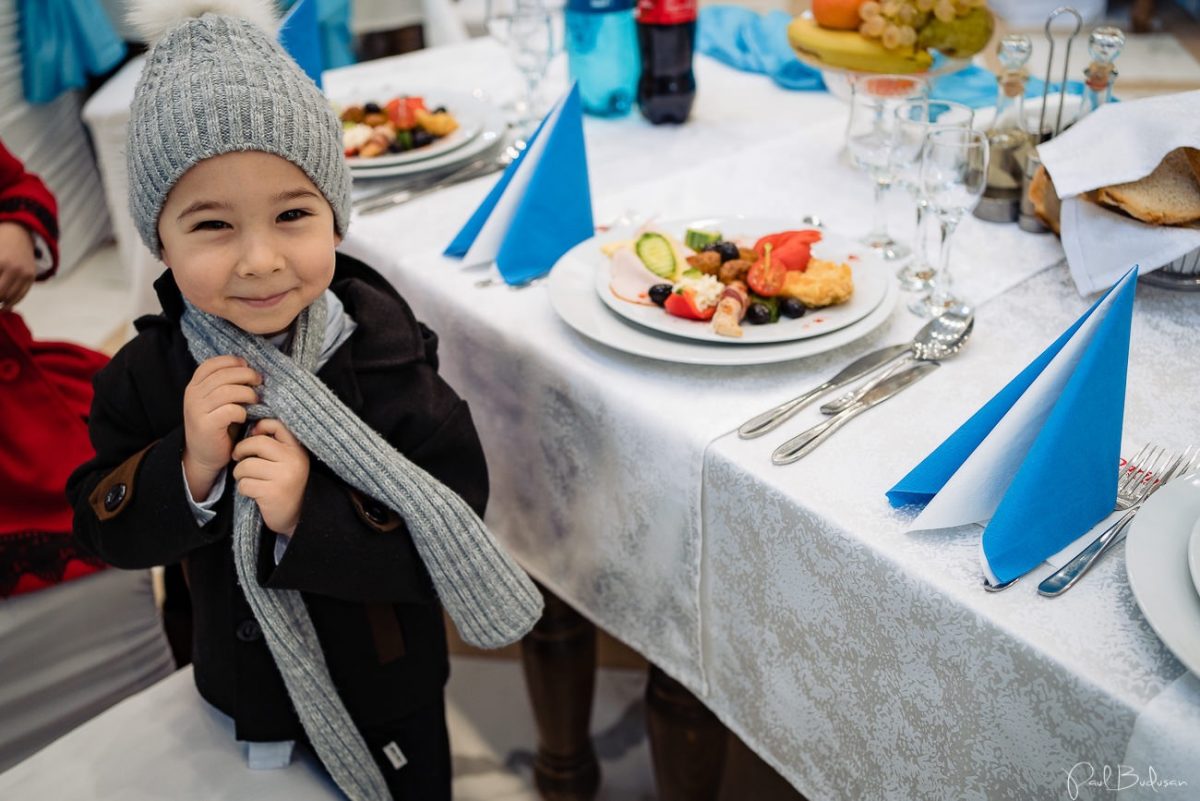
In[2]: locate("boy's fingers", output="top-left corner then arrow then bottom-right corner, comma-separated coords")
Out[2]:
198,367 -> 262,396
252,419 -> 301,447
193,355 -> 246,383
232,434 -> 286,463
232,457 -> 274,482
199,384 -> 259,412
235,477 -> 269,500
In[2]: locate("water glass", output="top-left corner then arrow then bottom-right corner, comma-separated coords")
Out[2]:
891,99 -> 974,292
845,74 -> 928,261
486,0 -> 563,126
913,127 -> 988,318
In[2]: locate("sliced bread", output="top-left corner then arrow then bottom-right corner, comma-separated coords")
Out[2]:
1096,148 -> 1200,226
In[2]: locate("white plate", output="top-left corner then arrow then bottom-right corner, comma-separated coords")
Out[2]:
1127,472 -> 1200,676
343,102 -> 506,180
594,218 -> 888,345
336,90 -> 490,170
1188,516 -> 1200,599
548,238 -> 899,366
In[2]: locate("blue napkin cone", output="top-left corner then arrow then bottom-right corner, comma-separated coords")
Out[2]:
445,84 -> 594,286
887,267 -> 1138,583
279,0 -> 325,88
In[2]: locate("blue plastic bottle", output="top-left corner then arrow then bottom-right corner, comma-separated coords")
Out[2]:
565,0 -> 641,118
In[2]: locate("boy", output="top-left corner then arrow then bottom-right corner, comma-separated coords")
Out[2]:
67,4 -> 540,800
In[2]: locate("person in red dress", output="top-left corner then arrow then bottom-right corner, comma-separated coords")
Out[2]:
0,137 -> 110,596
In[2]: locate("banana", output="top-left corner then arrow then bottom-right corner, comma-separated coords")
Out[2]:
787,17 -> 933,74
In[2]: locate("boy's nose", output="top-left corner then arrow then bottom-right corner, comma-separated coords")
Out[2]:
237,241 -> 285,277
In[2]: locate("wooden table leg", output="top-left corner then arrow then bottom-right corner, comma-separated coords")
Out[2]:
645,665 -> 729,801
520,583 -> 601,801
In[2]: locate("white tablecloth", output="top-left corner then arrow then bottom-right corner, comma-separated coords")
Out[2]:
330,38 -> 1200,799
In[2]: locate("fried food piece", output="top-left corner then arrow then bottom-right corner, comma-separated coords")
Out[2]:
779,258 -> 854,307
737,247 -> 757,262
718,258 -> 752,284
686,251 -> 722,275
416,109 -> 459,137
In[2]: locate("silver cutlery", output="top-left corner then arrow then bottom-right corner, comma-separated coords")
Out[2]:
771,362 -> 940,465
820,306 -> 974,415
1037,444 -> 1199,597
353,138 -> 525,215
738,343 -> 913,439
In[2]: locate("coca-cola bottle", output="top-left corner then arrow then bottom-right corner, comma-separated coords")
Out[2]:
635,0 -> 696,124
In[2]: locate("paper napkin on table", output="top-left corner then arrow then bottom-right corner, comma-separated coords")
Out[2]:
1038,90 -> 1200,295
886,267 -> 1138,585
697,7 -> 824,91
444,84 -> 594,286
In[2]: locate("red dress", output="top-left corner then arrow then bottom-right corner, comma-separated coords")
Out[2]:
0,139 -> 109,596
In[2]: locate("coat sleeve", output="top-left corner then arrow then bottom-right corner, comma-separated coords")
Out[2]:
258,353 -> 490,604
66,340 -> 230,568
0,139 -> 59,278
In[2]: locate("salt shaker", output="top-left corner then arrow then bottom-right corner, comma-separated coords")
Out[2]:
975,34 -> 1033,223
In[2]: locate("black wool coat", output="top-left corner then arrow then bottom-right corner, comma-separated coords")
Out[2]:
67,254 -> 489,741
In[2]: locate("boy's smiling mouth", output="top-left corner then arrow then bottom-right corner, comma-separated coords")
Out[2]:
235,289 -> 293,308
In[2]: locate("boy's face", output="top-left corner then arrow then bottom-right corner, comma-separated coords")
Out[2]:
158,151 -> 340,336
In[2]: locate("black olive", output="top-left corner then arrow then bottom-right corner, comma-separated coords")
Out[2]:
364,102 -> 382,114
432,106 -> 447,114
780,298 -> 806,318
387,140 -> 404,153
648,284 -> 673,306
412,129 -> 434,148
746,303 -> 771,325
716,241 -> 740,263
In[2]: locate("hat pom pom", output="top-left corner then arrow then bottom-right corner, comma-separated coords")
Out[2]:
127,0 -> 279,45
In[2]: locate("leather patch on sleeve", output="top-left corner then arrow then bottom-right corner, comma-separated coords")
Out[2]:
88,442 -> 156,521
348,488 -> 402,533
365,603 -> 406,664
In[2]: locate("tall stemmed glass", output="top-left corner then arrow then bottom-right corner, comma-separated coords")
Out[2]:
891,99 -> 974,292
913,127 -> 988,318
845,74 -> 928,261
485,0 -> 562,128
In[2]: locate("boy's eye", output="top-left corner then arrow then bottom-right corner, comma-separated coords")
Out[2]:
194,220 -> 230,231
278,209 -> 312,222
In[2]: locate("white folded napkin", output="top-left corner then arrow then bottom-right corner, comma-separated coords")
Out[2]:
1038,90 -> 1200,295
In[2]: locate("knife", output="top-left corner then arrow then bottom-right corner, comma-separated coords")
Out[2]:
738,342 -> 912,440
771,361 -> 939,465
354,158 -> 507,215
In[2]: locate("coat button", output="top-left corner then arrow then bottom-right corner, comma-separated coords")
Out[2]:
236,620 -> 262,642
103,483 -> 127,512
0,359 -> 18,382
362,499 -> 389,526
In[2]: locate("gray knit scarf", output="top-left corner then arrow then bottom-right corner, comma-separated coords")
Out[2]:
180,295 -> 543,801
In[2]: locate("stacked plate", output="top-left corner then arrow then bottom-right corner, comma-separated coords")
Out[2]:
546,216 -> 899,366
331,85 -> 507,181
1127,471 -> 1200,675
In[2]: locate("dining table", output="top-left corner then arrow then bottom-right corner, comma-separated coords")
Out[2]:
331,36 -> 1200,801
6,32 -> 1195,801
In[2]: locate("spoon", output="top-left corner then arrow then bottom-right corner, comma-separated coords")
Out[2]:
819,305 -> 975,415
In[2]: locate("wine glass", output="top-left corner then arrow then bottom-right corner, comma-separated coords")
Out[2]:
485,0 -> 562,128
845,73 -> 928,261
891,99 -> 974,292
913,127 -> 988,318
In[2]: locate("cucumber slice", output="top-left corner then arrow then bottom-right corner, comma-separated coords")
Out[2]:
635,233 -> 677,279
684,228 -> 722,251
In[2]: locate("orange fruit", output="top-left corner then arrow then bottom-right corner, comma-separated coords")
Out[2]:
812,0 -> 867,31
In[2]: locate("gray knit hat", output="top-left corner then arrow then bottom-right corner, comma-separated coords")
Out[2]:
126,1 -> 351,258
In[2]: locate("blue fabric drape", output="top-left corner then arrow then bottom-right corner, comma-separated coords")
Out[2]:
19,0 -> 127,105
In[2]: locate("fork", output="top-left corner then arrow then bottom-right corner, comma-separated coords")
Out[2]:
1037,444 -> 1198,597
984,443 -> 1161,592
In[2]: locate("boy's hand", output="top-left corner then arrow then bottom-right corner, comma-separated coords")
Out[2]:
232,419 -> 309,537
183,355 -> 261,497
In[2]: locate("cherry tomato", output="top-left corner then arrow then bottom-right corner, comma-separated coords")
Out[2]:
404,96 -> 427,113
386,97 -> 416,130
753,229 -> 822,255
747,246 -> 787,297
664,290 -> 716,321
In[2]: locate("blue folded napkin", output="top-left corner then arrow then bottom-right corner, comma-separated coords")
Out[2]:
445,85 -> 595,286
697,6 -> 824,91
887,267 -> 1138,584
279,0 -> 325,88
